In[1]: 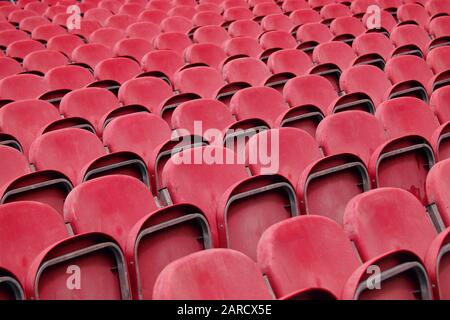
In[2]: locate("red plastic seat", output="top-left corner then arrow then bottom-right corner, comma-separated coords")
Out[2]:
137,9 -> 168,24
162,146 -> 298,259
223,36 -> 263,58
427,159 -> 450,228
230,87 -> 289,127
161,15 -> 192,33
426,0 -> 450,16
222,57 -> 271,86
153,32 -> 191,54
125,22 -> 160,42
385,55 -> 434,100
168,5 -> 197,19
320,3 -> 352,21
430,86 -> 450,124
296,22 -> 333,47
71,43 -> 114,68
282,0 -> 309,13
313,41 -> 357,71
340,65 -> 391,107
118,77 -> 173,113
247,128 -> 322,184
105,14 -> 137,29
0,57 -> 23,80
118,3 -> 144,17
84,7 -> 113,25
153,249 -> 272,299
60,87 -> 119,134
261,13 -> 294,32
316,110 -> 387,166
375,97 -> 440,142
283,75 -> 338,114
289,9 -> 321,26
46,34 -> 84,58
223,6 -> 254,21
0,145 -> 31,194
88,27 -> 125,50
0,99 -> 60,157
227,19 -> 262,38
0,74 -> 48,101
344,188 -> 437,262
103,113 -> 171,165
184,43 -> 226,69
174,66 -> 225,99
193,25 -> 230,46
6,39 -> 45,61
98,0 -> 122,13
352,33 -> 394,61
31,24 -> 66,42
0,29 -> 29,49
45,65 -> 94,91
23,49 -> 68,73
192,10 -> 223,26
113,39 -> 153,61
258,215 -> 359,299
18,16 -> 49,33
259,30 -> 297,50
141,50 -> 184,83
24,2 -> 49,16
267,48 -> 312,76
69,20 -> 101,39
397,3 -> 429,27
362,9 -> 397,33
308,0 -> 334,10
330,16 -> 366,37
93,57 -> 141,84
29,128 -> 107,185
429,15 -> 450,38
427,45 -> 450,74
171,98 -> 235,142
390,24 -> 430,57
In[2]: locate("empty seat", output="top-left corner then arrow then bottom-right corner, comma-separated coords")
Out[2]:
141,50 -> 184,83
230,87 -> 289,127
0,145 -> 30,193
153,249 -> 272,299
31,24 -> 66,42
223,36 -> 263,58
65,175 -> 211,299
89,27 -> 125,50
46,34 -> 84,58
320,3 -> 351,21
340,65 -> 391,107
289,9 -> 321,26
18,15 -> 48,33
258,215 -> 359,299
193,25 -> 230,46
247,128 -> 321,184
184,43 -> 226,69
228,19 -> 262,38
168,5 -> 197,19
426,0 -> 450,16
261,13 -> 294,32
253,2 -> 282,18
6,39 -> 45,61
71,43 -> 114,68
118,3 -> 144,17
430,86 -> 450,124
397,3 -> 429,26
45,65 -> 95,91
153,32 -> 191,54
113,38 -> 153,62
93,57 -> 141,84
429,15 -> 450,38
118,77 -> 173,113
223,7 -> 254,21
283,0 -> 309,13
0,74 -> 48,102
427,159 -> 450,228
192,11 -> 223,26
59,87 -> 120,134
125,22 -> 160,42
161,15 -> 192,33
174,66 -> 225,99
0,99 -> 60,157
171,98 -> 235,143
352,33 -> 394,61
0,29 -> 29,49
0,57 -> 23,81
259,30 -> 297,50
375,97 -> 440,142
222,57 -> 271,86
105,14 -> 137,29
296,22 -> 333,52
99,0 -> 122,13
103,113 -> 171,165
283,75 -> 338,115
362,8 -> 397,33
312,41 -> 357,71
385,55 -> 434,100
427,45 -> 450,74
29,128 -> 106,185
267,48 -> 313,76
69,20 -> 101,39
84,7 -> 113,25
330,16 -> 366,38
22,49 -> 68,74
162,146 -> 298,259
138,9 -> 168,24
390,24 -> 430,57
